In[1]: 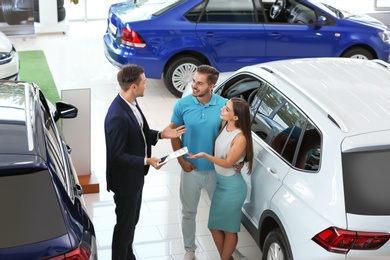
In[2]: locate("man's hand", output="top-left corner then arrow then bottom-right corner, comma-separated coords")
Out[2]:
147,157 -> 163,170
179,159 -> 197,172
233,161 -> 244,173
161,124 -> 186,139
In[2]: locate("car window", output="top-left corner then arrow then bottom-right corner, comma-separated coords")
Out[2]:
199,0 -> 258,23
216,74 -> 322,171
296,121 -> 321,171
263,0 -> 316,24
184,2 -> 205,22
136,0 -> 185,16
218,75 -> 261,100
39,94 -> 69,190
0,170 -> 67,248
251,86 -> 288,142
250,83 -> 321,171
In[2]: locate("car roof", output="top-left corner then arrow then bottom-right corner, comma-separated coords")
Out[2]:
240,58 -> 390,135
0,81 -> 45,168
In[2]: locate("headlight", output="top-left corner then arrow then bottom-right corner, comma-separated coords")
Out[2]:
379,31 -> 390,43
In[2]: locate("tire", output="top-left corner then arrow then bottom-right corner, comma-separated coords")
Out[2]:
262,229 -> 292,260
57,6 -> 65,22
34,7 -> 66,22
164,56 -> 203,98
2,0 -> 32,25
34,0 -> 39,11
341,47 -> 374,60
33,0 -> 64,11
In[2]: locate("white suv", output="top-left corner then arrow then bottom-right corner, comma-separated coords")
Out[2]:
212,58 -> 390,259
0,31 -> 19,80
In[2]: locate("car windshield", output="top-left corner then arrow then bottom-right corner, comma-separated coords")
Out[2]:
0,170 -> 67,248
320,2 -> 357,19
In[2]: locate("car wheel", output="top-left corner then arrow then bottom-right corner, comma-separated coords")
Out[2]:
262,229 -> 292,260
164,56 -> 203,98
342,47 -> 374,60
33,7 -> 66,22
2,0 -> 32,25
34,0 -> 64,11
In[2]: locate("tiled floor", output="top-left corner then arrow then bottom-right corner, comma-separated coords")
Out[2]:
10,21 -> 261,259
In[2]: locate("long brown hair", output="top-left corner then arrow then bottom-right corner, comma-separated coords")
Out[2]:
231,97 -> 254,174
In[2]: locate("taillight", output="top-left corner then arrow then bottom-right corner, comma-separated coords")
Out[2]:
46,245 -> 92,260
312,226 -> 390,254
121,28 -> 146,48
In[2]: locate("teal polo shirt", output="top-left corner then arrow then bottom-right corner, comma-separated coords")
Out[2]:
171,92 -> 228,171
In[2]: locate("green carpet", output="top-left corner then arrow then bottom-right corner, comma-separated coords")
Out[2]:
19,50 -> 60,104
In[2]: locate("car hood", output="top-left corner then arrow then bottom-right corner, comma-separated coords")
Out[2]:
344,13 -> 389,30
0,32 -> 12,52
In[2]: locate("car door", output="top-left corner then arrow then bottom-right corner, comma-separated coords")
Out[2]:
216,73 -> 291,226
195,0 -> 267,72
263,0 -> 338,60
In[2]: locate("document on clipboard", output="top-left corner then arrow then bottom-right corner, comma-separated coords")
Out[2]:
157,147 -> 188,166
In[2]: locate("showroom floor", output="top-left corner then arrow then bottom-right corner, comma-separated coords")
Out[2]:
10,21 -> 262,259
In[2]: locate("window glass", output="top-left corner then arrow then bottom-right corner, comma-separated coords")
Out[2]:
185,3 -> 204,22
200,0 -> 256,23
268,103 -> 305,164
251,84 -> 322,170
252,87 -> 287,142
342,149 -> 390,215
39,94 -> 68,189
0,170 -> 67,248
263,0 -> 316,24
296,121 -> 321,171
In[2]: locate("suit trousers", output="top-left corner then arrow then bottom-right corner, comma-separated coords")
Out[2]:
112,189 -> 143,260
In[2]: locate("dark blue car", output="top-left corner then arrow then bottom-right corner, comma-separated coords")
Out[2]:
103,0 -> 390,97
0,82 -> 97,259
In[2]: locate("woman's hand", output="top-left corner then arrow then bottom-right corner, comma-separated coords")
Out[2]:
187,152 -> 206,159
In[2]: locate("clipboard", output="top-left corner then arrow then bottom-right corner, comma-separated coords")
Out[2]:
157,147 -> 188,166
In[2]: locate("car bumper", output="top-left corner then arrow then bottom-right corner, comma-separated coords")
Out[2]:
103,33 -> 164,79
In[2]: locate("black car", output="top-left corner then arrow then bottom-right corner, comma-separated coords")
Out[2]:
0,81 -> 97,259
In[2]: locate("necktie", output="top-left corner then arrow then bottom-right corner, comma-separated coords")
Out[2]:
134,104 -> 147,158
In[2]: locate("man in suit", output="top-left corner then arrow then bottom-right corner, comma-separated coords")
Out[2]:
105,64 -> 185,260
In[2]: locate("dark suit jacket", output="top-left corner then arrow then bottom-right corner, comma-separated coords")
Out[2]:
105,94 -> 158,196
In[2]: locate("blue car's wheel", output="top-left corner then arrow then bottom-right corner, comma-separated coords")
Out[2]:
342,47 -> 374,60
164,56 -> 203,98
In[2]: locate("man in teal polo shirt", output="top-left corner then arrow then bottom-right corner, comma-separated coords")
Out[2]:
170,65 -> 227,260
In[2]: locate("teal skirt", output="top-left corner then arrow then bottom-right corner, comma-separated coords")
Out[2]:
208,173 -> 247,233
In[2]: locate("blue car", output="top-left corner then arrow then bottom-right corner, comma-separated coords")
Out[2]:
0,81 -> 98,259
103,0 -> 390,97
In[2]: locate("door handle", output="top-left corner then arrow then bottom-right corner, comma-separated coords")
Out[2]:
267,167 -> 277,174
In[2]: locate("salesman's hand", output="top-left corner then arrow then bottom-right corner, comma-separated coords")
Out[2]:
147,157 -> 163,170
161,124 -> 186,139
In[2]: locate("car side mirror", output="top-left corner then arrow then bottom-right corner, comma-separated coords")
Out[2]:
54,101 -> 78,122
316,16 -> 327,27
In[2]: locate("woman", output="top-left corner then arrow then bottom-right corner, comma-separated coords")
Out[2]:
188,97 -> 253,260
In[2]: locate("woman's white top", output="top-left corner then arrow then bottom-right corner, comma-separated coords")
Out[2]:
214,126 -> 245,176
